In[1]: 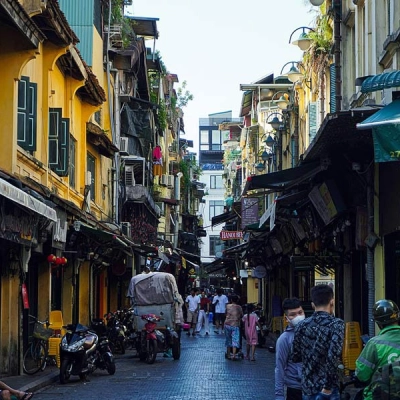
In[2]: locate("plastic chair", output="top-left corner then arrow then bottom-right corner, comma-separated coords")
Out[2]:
49,310 -> 65,337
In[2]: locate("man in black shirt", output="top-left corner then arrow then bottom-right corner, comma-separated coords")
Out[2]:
291,284 -> 344,400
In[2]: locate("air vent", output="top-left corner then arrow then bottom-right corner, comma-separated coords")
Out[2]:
120,137 -> 129,155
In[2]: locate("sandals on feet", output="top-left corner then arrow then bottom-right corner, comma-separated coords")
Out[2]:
21,393 -> 34,400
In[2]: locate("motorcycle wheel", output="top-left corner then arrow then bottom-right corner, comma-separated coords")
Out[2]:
145,339 -> 157,364
139,352 -> 147,361
119,339 -> 125,355
106,359 -> 116,375
172,338 -> 181,360
59,360 -> 72,384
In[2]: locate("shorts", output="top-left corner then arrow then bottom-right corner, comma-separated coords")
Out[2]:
215,312 -> 225,322
187,310 -> 198,323
224,325 -> 240,348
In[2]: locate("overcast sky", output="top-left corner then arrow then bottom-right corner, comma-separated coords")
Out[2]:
128,0 -> 317,152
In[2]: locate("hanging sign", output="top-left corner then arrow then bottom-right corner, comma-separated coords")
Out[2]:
220,231 -> 243,241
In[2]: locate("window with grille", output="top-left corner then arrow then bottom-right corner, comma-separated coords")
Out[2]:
49,108 -> 70,176
210,175 -> 223,189
69,136 -> 76,189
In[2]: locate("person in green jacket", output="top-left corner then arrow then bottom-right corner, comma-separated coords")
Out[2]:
355,299 -> 400,400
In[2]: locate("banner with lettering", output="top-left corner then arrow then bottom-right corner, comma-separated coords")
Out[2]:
220,231 -> 243,241
372,125 -> 400,162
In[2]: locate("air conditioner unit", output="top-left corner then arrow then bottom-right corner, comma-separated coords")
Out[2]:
119,137 -> 129,155
121,222 -> 131,236
160,174 -> 168,187
125,165 -> 135,186
155,202 -> 165,216
167,175 -> 174,188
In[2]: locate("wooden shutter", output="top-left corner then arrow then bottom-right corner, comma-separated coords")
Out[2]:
308,102 -> 317,143
49,108 -> 69,176
17,76 -> 37,151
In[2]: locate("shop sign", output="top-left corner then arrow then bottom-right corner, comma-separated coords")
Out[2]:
308,181 -> 345,225
220,231 -> 243,241
0,210 -> 37,244
241,197 -> 259,229
372,125 -> 400,163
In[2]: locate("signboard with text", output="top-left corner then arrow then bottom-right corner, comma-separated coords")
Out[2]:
241,197 -> 259,229
220,230 -> 243,241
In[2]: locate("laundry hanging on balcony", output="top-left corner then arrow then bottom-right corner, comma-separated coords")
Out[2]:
152,145 -> 163,177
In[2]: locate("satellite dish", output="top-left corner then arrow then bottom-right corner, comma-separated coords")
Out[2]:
253,265 -> 267,279
215,252 -> 223,258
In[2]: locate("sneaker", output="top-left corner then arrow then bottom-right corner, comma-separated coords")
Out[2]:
205,332 -> 209,335
214,330 -> 219,334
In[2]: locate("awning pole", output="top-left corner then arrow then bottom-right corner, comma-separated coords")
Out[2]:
367,164 -> 375,336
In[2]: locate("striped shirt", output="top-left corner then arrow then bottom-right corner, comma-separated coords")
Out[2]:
291,311 -> 345,395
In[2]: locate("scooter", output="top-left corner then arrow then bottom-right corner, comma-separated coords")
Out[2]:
137,313 -> 180,364
105,311 -> 127,355
59,323 -> 115,383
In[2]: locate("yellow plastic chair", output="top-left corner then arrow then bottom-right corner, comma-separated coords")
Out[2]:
49,310 -> 65,337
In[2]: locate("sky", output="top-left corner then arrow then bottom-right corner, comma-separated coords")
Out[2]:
127,0 -> 318,153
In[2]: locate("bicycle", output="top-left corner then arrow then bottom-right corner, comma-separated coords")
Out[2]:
23,315 -> 56,375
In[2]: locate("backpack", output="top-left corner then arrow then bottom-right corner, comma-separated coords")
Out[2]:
370,360 -> 400,399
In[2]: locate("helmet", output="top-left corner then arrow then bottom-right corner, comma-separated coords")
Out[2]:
372,299 -> 400,326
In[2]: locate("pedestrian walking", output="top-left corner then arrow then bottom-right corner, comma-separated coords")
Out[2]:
224,295 -> 243,361
242,303 -> 262,361
196,290 -> 211,335
185,288 -> 200,336
275,297 -> 304,400
291,284 -> 345,400
355,299 -> 400,400
213,288 -> 229,334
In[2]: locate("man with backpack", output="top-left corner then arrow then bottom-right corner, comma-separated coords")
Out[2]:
355,299 -> 400,399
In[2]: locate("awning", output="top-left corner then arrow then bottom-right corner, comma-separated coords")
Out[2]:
243,161 -> 322,194
304,109 -> 377,162
211,210 -> 237,227
0,177 -> 57,222
126,16 -> 159,38
361,71 -> 400,93
204,257 -> 235,274
357,100 -> 400,130
73,221 -> 129,248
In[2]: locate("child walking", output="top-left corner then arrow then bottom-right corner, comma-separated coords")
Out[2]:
242,304 -> 262,361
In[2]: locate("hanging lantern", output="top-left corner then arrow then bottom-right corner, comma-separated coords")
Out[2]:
61,257 -> 68,265
55,257 -> 63,265
47,254 -> 56,263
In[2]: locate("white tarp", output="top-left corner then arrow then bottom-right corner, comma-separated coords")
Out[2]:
127,272 -> 179,306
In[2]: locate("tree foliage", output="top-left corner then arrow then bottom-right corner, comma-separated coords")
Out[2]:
176,81 -> 194,108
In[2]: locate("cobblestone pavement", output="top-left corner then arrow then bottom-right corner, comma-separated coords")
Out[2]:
32,329 -> 277,399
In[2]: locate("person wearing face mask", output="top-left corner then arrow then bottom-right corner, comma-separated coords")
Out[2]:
291,284 -> 345,400
275,297 -> 304,400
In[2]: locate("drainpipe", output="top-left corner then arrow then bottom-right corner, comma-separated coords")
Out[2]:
174,172 -> 183,248
366,165 -> 375,336
333,0 -> 342,111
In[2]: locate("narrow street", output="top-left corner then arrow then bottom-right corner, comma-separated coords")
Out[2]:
33,330 -> 276,399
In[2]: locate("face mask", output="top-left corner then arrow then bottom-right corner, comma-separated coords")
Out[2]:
291,314 -> 305,327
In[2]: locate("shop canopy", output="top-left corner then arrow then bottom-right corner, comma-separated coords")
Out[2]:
243,161 -> 322,194
357,99 -> 400,130
361,71 -> 400,93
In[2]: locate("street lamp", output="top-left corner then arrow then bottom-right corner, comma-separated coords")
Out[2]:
255,162 -> 265,172
280,61 -> 303,84
264,134 -> 276,149
271,91 -> 289,110
288,27 -> 315,51
266,112 -> 283,130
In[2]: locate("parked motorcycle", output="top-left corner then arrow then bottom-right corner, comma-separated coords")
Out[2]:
137,313 -> 180,364
105,311 -> 127,355
59,322 -> 115,384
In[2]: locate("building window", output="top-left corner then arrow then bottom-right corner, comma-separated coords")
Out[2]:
87,153 -> 96,201
211,129 -> 222,150
209,200 -> 224,219
200,130 -> 209,150
69,135 -> 76,189
94,109 -> 101,125
17,76 -> 37,152
49,108 -> 70,176
209,235 -> 224,256
210,175 -> 223,189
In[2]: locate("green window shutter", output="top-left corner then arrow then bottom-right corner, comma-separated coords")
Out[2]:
308,102 -> 317,143
49,108 -> 69,176
330,64 -> 336,113
17,76 -> 37,151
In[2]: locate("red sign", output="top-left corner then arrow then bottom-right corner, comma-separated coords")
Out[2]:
21,283 -> 29,309
220,231 -> 243,241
